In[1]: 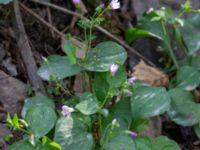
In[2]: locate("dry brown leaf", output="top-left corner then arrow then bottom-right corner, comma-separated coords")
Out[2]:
130,60 -> 169,87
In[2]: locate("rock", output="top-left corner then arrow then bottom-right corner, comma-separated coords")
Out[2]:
0,70 -> 26,118
2,58 -> 18,76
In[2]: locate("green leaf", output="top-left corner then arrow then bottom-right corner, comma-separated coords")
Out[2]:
9,139 -> 40,150
168,88 -> 200,126
131,86 -> 170,118
194,124 -> 200,139
42,136 -> 62,150
0,0 -> 13,4
153,136 -> 181,150
63,41 -> 77,64
75,93 -> 99,115
21,96 -> 55,118
180,15 -> 200,55
102,97 -> 132,132
125,28 -> 161,44
104,133 -> 136,150
38,55 -> 81,81
84,41 -> 127,71
54,116 -> 93,150
137,11 -> 164,39
94,72 -> 109,102
130,118 -> 149,133
176,66 -> 200,90
135,137 -> 153,150
106,66 -> 127,88
25,106 -> 57,138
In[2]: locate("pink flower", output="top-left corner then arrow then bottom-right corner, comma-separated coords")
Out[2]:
110,64 -> 119,76
61,105 -> 74,117
128,76 -> 137,84
109,0 -> 120,9
129,131 -> 138,137
127,91 -> 133,97
72,0 -> 80,5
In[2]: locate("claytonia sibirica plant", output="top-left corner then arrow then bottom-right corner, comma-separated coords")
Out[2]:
9,0 -> 200,150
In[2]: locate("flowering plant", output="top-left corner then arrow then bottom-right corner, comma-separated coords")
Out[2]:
7,0 -> 200,150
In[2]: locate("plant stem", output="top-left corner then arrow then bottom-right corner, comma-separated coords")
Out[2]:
161,21 -> 179,69
82,71 -> 86,92
88,72 -> 93,93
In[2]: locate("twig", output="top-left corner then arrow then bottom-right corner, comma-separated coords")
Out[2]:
19,3 -> 84,50
46,7 -> 55,38
30,0 -> 156,67
13,0 -> 46,96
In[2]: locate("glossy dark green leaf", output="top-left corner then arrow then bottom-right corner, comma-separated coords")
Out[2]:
25,106 -> 57,138
0,0 -> 13,4
9,139 -> 40,150
21,96 -> 55,118
194,124 -> 200,139
168,88 -> 200,126
180,15 -> 200,55
104,133 -> 136,150
131,86 -> 170,118
152,136 -> 181,150
130,118 -> 149,133
94,72 -> 109,102
54,116 -> 93,150
63,41 -> 77,64
106,66 -> 127,88
75,93 -> 99,115
135,137 -> 153,150
125,28 -> 161,44
37,55 -> 81,81
84,41 -> 127,71
137,11 -> 164,39
176,66 -> 200,90
102,97 -> 132,134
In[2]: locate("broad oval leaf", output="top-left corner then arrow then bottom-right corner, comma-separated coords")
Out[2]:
25,106 -> 57,138
168,88 -> 200,126
104,133 -> 136,150
131,86 -> 170,118
21,96 -> 55,118
135,137 -> 153,150
63,41 -> 77,64
38,55 -> 81,81
153,136 -> 181,150
54,116 -> 93,150
9,139 -> 38,150
180,15 -> 200,55
0,0 -> 13,4
176,66 -> 200,91
84,41 -> 127,71
75,93 -> 99,115
194,124 -> 200,139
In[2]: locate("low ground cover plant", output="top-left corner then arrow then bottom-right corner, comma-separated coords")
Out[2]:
3,0 -> 200,150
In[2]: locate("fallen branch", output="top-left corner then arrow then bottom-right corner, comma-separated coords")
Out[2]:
19,3 -> 84,50
13,0 -> 46,96
29,0 -> 156,67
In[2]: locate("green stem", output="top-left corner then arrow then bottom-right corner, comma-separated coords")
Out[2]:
161,21 -> 179,69
82,71 -> 86,92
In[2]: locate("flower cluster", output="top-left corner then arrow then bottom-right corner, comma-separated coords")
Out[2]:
61,105 -> 74,117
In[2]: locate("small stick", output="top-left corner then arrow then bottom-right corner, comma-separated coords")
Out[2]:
30,0 -> 156,67
46,7 -> 55,38
13,0 -> 46,96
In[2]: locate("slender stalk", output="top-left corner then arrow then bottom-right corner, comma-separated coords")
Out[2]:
161,21 -> 179,69
82,71 -> 86,92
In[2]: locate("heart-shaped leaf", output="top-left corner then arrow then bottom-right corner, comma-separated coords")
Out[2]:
175,66 -> 200,91
0,0 -> 13,4
84,41 -> 127,72
131,85 -> 170,118
21,96 -> 55,118
9,139 -> 40,150
152,136 -> 181,150
38,55 -> 81,81
54,116 -> 93,150
168,88 -> 200,126
104,133 -> 136,150
75,93 -> 99,115
135,137 -> 153,150
180,15 -> 200,55
25,106 -> 57,138
63,41 -> 77,64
